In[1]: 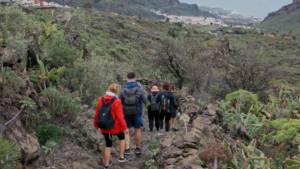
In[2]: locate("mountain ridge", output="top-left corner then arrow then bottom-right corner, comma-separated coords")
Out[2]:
263,0 -> 300,21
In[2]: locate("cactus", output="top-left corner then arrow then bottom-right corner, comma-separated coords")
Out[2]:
29,55 -> 66,90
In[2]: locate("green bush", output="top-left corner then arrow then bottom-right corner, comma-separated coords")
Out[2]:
0,134 -> 21,169
37,123 -> 62,145
119,47 -> 128,53
1,67 -> 24,96
225,90 -> 258,106
272,119 -> 300,143
42,88 -> 81,122
43,35 -> 81,68
109,48 -> 118,54
61,57 -> 116,104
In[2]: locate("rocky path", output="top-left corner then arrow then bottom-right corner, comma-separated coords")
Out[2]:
29,111 -> 183,169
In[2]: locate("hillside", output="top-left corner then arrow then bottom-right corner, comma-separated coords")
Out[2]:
3,4 -> 300,169
45,0 -> 215,19
257,0 -> 300,35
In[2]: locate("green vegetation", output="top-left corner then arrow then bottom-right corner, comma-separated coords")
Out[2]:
225,90 -> 258,106
37,123 -> 62,145
0,134 -> 21,169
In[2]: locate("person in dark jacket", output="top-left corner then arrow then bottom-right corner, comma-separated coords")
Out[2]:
155,81 -> 178,136
147,86 -> 160,132
94,83 -> 129,169
119,72 -> 148,155
169,86 -> 180,132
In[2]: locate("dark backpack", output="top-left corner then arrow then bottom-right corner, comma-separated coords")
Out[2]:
159,94 -> 171,113
97,97 -> 117,129
150,93 -> 159,111
122,87 -> 139,119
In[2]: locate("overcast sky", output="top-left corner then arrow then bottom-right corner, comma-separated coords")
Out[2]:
179,0 -> 292,18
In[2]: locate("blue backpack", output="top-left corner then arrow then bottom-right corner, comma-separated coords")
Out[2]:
97,97 -> 117,129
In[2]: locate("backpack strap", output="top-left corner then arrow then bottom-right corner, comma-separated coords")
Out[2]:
134,86 -> 140,94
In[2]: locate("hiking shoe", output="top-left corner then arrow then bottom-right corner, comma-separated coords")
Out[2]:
118,157 -> 128,162
165,132 -> 169,137
124,149 -> 130,155
104,161 -> 113,168
158,131 -> 164,136
172,127 -> 179,132
135,147 -> 141,154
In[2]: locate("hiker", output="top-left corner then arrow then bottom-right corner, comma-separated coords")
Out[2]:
147,86 -> 160,132
94,83 -> 129,169
169,86 -> 180,132
155,81 -> 178,136
119,72 -> 148,155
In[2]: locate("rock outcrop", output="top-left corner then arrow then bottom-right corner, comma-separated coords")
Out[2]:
0,47 -> 40,161
161,94 -> 225,168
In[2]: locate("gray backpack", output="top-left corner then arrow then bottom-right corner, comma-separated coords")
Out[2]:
150,93 -> 159,111
122,87 -> 139,119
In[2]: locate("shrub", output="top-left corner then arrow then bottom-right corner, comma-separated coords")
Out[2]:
109,48 -> 117,54
42,88 -> 81,123
0,134 -> 21,169
37,123 -> 62,145
1,67 -> 24,96
119,47 -> 128,53
225,90 -> 258,106
43,35 -> 81,68
61,57 -> 116,104
273,119 -> 300,143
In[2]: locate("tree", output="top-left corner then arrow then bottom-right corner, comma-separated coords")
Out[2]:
218,46 -> 279,93
83,2 -> 92,8
166,18 -> 170,22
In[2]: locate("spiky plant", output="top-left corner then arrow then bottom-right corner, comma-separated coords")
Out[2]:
0,134 -> 21,169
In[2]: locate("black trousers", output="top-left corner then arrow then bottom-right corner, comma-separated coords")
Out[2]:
159,113 -> 172,132
102,131 -> 125,147
148,110 -> 159,131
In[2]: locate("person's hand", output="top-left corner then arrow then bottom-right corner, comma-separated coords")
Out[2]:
125,129 -> 129,134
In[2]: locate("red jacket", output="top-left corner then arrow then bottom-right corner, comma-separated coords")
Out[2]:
94,95 -> 127,134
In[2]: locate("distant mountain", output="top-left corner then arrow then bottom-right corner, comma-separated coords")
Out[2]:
46,0 -> 216,19
257,0 -> 300,35
263,0 -> 300,21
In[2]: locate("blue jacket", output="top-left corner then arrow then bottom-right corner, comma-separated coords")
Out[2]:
119,82 -> 148,117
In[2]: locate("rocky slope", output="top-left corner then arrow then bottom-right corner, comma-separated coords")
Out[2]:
263,0 -> 300,21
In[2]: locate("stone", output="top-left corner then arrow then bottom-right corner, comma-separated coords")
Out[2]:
184,148 -> 198,155
166,158 -> 177,165
6,121 -> 40,161
183,141 -> 198,149
182,155 -> 200,165
182,153 -> 191,157
160,137 -> 173,148
185,95 -> 196,103
72,162 -> 93,169
175,161 -> 184,167
207,103 -> 216,116
1,48 -> 22,66
173,138 -> 185,149
183,128 -> 201,144
0,122 -> 6,132
166,147 -> 183,158
165,165 -> 175,169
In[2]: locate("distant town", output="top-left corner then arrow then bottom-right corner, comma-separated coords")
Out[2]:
1,0 -> 72,8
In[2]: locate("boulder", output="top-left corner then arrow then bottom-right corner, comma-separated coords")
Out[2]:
1,47 -> 22,67
0,122 -> 6,132
166,158 -> 177,165
160,137 -> 173,148
173,138 -> 185,149
166,147 -> 183,158
76,116 -> 103,144
53,12 -> 73,25
182,155 -> 200,165
6,120 -> 40,161
183,128 -> 201,144
165,165 -> 176,169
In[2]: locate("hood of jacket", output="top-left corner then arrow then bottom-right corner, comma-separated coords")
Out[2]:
124,82 -> 139,89
161,91 -> 173,98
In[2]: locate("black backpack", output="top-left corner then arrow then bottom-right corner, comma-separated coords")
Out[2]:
97,97 -> 117,129
159,94 -> 171,113
122,87 -> 139,119
150,93 -> 159,111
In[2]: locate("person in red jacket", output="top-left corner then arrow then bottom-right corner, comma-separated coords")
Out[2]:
94,83 -> 129,169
